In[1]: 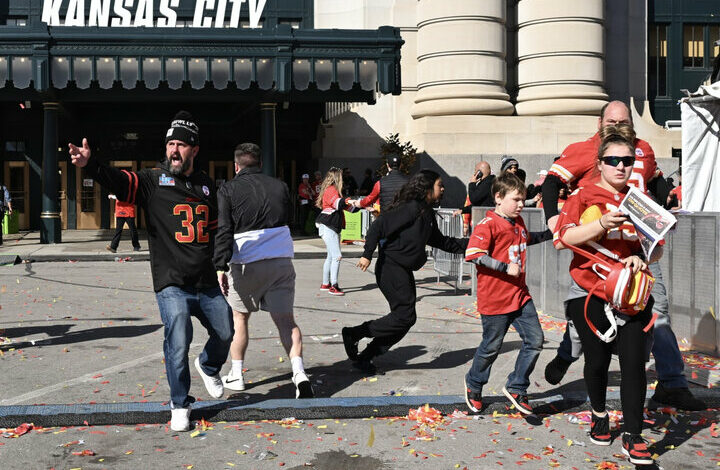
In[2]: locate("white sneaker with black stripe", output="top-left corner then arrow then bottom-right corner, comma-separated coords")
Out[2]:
221,369 -> 245,391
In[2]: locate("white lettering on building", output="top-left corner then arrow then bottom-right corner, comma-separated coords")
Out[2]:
41,0 -> 267,28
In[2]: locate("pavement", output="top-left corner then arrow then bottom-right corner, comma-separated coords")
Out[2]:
0,230 -> 719,469
0,229 -> 366,262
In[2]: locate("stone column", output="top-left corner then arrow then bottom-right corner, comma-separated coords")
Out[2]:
516,0 -> 608,115
259,103 -> 277,177
411,0 -> 514,118
41,102 -> 61,244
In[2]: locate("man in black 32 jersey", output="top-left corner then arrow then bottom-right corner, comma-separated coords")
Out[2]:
69,111 -> 234,432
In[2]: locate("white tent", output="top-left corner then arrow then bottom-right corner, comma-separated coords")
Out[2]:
681,84 -> 720,211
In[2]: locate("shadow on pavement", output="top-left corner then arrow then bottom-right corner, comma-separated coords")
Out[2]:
0,324 -> 162,350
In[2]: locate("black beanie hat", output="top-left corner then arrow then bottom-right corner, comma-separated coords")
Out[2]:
165,110 -> 199,146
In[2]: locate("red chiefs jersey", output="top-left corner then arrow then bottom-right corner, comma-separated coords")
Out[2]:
114,200 -> 135,218
553,184 -> 642,299
465,210 -> 532,315
549,133 -> 658,194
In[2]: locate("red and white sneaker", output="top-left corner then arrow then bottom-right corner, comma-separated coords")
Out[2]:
621,433 -> 654,465
502,386 -> 533,415
319,284 -> 331,291
589,412 -> 611,446
464,379 -> 483,414
328,284 -> 344,296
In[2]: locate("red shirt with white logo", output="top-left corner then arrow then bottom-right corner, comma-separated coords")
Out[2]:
465,210 -> 532,315
553,184 -> 642,299
549,133 -> 658,194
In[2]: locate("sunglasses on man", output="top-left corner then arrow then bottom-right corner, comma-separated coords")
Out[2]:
601,156 -> 635,167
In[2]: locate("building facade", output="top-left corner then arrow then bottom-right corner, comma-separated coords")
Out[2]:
0,0 -> 402,236
2,0 -> 718,232
317,0 -> 717,207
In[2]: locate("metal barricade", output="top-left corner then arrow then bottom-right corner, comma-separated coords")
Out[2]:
468,207 -> 720,356
432,209 -> 467,290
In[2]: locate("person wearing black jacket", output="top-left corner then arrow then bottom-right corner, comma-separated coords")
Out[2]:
68,111 -> 234,432
342,169 -> 469,374
213,143 -> 313,399
460,161 -> 495,215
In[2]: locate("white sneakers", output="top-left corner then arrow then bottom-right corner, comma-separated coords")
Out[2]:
194,357 -> 224,399
170,407 -> 190,432
292,371 -> 314,399
221,369 -> 246,391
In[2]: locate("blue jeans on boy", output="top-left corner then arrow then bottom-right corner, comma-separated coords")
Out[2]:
466,300 -> 544,395
555,262 -> 688,388
318,224 -> 342,285
156,285 -> 234,409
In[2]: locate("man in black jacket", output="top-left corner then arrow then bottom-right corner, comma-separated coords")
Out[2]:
69,112 -> 234,432
353,156 -> 409,212
214,143 -> 313,399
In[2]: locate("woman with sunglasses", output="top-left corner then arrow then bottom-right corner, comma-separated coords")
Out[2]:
553,125 -> 661,466
315,168 -> 355,296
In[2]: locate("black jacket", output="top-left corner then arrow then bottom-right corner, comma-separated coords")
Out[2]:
85,158 -> 219,292
363,200 -> 468,270
462,174 -> 495,213
379,170 -> 409,210
213,166 -> 292,271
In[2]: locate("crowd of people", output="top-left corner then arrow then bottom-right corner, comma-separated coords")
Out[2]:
67,102 -> 701,465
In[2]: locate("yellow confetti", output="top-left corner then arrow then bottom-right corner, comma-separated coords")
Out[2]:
710,306 -> 716,320
367,424 -> 375,447
317,425 -> 327,429
278,356 -> 284,362
226,463 -> 235,467
236,450 -> 246,455
190,430 -> 201,438
567,439 -> 573,447
368,377 -> 378,382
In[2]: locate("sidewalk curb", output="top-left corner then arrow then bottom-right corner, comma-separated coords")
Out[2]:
2,390 -> 718,428
17,252 -> 366,263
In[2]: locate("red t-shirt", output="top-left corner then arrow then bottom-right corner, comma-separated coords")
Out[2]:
670,185 -> 682,202
298,182 -> 314,201
465,210 -> 532,315
553,184 -> 642,300
549,133 -> 658,194
114,200 -> 135,218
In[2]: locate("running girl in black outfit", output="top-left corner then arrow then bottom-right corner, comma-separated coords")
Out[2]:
342,169 -> 468,374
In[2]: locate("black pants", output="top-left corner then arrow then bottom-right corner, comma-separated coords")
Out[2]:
110,217 -> 140,250
0,214 -> 3,245
568,295 -> 653,435
350,255 -> 417,359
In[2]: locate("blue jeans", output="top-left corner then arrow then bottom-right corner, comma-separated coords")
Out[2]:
556,262 -> 688,388
156,286 -> 234,408
465,300 -> 544,395
318,224 -> 341,285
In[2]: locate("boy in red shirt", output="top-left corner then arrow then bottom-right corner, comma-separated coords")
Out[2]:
463,173 -> 551,415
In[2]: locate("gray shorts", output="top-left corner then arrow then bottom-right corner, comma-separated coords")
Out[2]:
227,258 -> 295,313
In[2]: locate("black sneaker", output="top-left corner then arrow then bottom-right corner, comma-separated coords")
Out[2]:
342,327 -> 359,360
544,355 -> 572,385
502,387 -> 533,415
464,379 -> 483,414
106,245 -> 117,253
621,433 -> 653,465
589,412 -> 611,446
352,358 -> 377,375
133,246 -> 141,252
651,383 -> 707,411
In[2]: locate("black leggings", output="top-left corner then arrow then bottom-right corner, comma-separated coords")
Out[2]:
567,295 -> 653,435
351,256 -> 417,358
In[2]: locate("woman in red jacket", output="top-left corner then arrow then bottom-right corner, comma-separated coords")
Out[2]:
315,168 -> 354,296
554,125 -> 661,466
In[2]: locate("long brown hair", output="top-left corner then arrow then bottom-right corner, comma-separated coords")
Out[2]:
315,167 -> 344,208
597,124 -> 636,159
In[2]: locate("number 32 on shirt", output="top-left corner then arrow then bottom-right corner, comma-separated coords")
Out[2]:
174,204 -> 209,243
